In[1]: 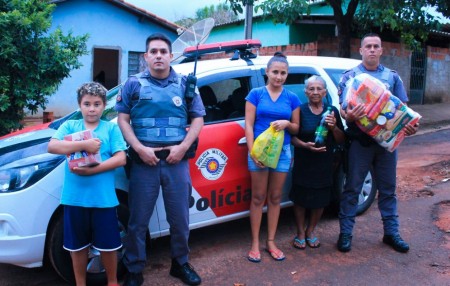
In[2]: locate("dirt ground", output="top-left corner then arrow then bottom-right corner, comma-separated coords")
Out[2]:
129,128 -> 450,285
1,128 -> 450,286
396,129 -> 450,234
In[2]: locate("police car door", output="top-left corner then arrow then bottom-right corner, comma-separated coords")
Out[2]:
155,67 -> 259,235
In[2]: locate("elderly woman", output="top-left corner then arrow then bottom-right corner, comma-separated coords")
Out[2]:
290,75 -> 345,249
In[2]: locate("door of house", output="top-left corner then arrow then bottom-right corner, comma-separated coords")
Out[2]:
409,48 -> 427,104
93,48 -> 119,90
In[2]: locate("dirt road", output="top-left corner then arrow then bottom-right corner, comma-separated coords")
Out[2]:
1,128 -> 449,286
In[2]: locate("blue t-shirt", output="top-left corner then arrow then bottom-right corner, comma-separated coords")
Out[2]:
246,86 -> 301,146
52,119 -> 127,208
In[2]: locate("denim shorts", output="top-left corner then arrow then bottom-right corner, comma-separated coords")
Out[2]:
63,205 -> 122,252
248,144 -> 292,173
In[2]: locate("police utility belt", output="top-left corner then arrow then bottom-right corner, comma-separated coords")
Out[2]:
345,123 -> 376,147
128,139 -> 198,163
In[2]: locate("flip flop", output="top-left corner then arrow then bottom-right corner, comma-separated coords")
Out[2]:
293,237 -> 306,250
247,250 -> 261,263
265,248 -> 285,261
306,236 -> 321,248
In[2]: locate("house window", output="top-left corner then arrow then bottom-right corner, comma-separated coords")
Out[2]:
128,51 -> 146,76
93,48 -> 119,90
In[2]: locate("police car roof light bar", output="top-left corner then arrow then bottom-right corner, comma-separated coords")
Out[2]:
183,39 -> 262,60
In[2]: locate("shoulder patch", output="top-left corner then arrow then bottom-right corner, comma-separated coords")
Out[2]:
116,88 -> 122,102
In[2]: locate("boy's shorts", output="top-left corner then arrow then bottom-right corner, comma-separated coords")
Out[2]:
247,144 -> 292,173
63,205 -> 122,252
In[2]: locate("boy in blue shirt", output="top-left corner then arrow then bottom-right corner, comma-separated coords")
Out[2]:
48,82 -> 127,286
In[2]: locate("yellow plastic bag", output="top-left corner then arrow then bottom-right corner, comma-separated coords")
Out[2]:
250,125 -> 285,168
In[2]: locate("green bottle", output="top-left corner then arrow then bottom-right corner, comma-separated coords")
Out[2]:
314,106 -> 332,147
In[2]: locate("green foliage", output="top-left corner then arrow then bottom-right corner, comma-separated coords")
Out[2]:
0,0 -> 88,136
226,0 -> 449,57
355,0 -> 442,49
175,3 -> 238,28
254,0 -> 310,25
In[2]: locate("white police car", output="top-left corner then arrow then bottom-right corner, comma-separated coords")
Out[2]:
0,40 -> 374,284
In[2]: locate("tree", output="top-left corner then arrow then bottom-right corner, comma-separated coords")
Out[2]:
175,3 -> 238,28
0,0 -> 88,136
226,0 -> 449,58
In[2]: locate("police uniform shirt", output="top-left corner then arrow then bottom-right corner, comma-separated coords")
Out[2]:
115,67 -> 206,119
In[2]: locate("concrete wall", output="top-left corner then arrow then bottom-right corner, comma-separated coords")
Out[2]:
314,37 -> 449,104
253,37 -> 450,103
207,19 -> 291,47
426,47 -> 450,103
317,37 -> 412,94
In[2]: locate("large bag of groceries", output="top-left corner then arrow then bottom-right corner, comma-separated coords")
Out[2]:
344,73 -> 421,152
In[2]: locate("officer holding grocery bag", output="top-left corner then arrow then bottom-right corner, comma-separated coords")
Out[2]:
337,33 -> 419,253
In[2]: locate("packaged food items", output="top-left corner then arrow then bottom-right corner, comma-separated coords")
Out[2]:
344,73 -> 421,152
64,130 -> 102,168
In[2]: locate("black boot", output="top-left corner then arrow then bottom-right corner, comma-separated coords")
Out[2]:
337,233 -> 352,252
170,259 -> 202,285
383,234 -> 410,253
122,271 -> 144,286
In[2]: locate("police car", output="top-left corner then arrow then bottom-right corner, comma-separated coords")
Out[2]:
0,40 -> 374,284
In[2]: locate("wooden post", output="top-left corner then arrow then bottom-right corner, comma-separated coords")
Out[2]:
43,111 -> 54,123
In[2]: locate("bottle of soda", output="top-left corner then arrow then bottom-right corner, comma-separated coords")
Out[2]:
314,106 -> 332,148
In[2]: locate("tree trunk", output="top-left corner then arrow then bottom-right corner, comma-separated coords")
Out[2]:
328,0 -> 359,58
336,19 -> 351,58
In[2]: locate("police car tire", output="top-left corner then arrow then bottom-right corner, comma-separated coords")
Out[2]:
46,201 -> 129,284
355,169 -> 377,215
332,167 -> 377,216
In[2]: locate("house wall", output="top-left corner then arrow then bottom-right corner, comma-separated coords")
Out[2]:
207,19 -> 290,46
318,37 -> 450,103
426,46 -> 450,103
291,24 -> 335,44
258,37 -> 449,103
44,0 -> 177,117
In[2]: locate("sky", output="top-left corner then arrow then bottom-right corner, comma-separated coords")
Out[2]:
126,0 -> 226,22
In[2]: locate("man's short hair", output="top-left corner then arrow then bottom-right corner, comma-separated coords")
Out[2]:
145,33 -> 172,53
361,32 -> 381,46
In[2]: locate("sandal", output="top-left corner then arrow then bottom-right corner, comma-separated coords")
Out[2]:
264,248 -> 285,261
293,236 -> 306,250
247,250 -> 261,263
306,236 -> 321,248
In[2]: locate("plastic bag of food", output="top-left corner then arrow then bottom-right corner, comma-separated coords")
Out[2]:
344,73 -> 421,152
250,125 -> 284,168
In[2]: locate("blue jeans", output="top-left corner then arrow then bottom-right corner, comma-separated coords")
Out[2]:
339,140 -> 399,235
124,159 -> 191,273
247,144 -> 292,173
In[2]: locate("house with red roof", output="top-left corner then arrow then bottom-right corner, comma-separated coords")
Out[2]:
45,0 -> 179,116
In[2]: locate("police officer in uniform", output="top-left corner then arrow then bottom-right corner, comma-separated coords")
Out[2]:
337,33 -> 419,253
116,33 -> 205,286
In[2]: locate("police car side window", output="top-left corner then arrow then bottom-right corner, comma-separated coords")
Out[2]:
277,73 -> 310,103
283,73 -> 333,105
200,77 -> 250,122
